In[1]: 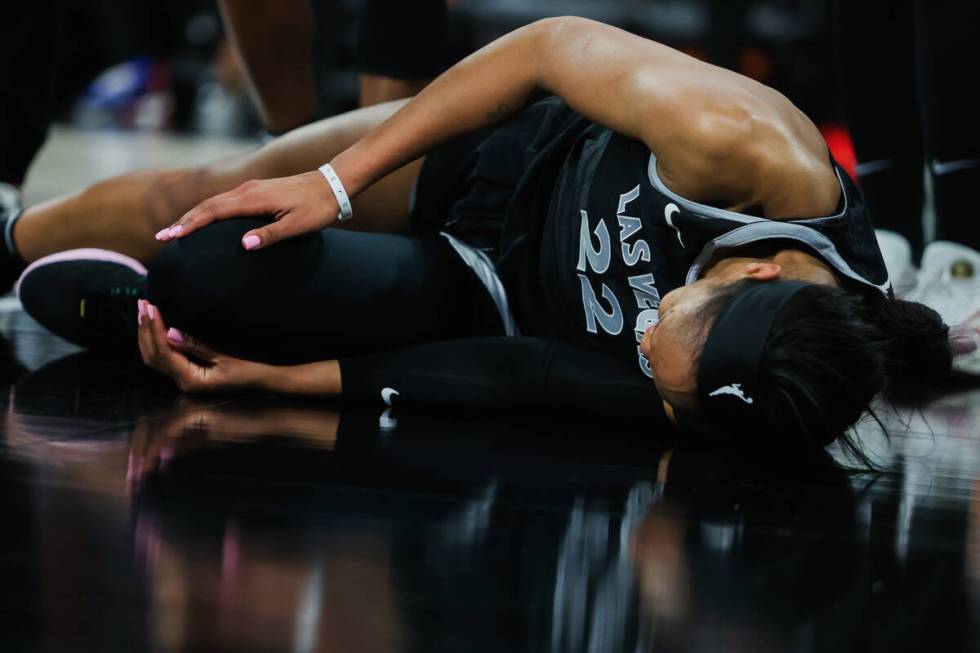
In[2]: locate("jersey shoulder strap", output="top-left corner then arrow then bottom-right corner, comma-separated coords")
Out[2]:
643,152 -> 891,295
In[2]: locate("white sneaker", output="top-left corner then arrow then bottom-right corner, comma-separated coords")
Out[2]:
875,229 -> 918,298
909,241 -> 980,327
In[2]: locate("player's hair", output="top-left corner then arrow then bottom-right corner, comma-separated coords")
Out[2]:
689,279 -> 953,466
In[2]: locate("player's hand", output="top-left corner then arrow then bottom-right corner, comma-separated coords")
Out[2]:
155,170 -> 338,250
136,300 -> 270,393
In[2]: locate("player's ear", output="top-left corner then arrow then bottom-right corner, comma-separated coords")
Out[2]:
740,262 -> 781,281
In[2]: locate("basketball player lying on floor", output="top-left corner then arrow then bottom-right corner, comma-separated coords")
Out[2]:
7,18 -> 952,457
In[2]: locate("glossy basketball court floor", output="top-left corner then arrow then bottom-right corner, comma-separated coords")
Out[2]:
1,128 -> 979,652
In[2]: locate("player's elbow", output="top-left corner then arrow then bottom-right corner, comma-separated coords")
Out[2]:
533,15 -> 604,68
534,15 -> 598,40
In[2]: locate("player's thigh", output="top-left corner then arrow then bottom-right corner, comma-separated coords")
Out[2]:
182,99 -> 421,233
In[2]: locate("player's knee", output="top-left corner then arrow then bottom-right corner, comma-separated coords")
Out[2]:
146,219 -> 261,330
145,239 -> 204,333
146,217 -> 321,334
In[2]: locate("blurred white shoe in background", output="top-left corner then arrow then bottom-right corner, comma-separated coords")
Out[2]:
909,241 -> 980,328
875,229 -> 918,298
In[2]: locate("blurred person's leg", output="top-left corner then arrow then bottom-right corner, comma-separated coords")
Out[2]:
359,75 -> 430,109
355,0 -> 448,107
834,0 -> 924,258
217,0 -> 318,135
915,0 -> 980,250
7,100 -> 419,273
0,0 -> 64,189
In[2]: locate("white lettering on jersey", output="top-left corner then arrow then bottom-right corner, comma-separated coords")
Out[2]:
622,238 -> 651,266
637,351 -> 653,377
577,184 -> 662,378
616,186 -> 646,266
577,210 -> 612,274
617,214 -> 643,242
617,185 -> 641,214
578,273 -> 624,335
633,308 -> 658,379
628,273 -> 660,310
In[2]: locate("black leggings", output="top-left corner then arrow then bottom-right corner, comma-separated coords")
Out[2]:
146,218 -> 503,365
834,0 -> 980,255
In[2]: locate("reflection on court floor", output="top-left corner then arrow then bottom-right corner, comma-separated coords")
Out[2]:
1,128 -> 978,652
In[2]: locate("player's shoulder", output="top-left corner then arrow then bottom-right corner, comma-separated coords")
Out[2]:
651,87 -> 838,217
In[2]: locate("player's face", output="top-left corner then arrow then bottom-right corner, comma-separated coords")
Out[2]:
639,278 -> 725,421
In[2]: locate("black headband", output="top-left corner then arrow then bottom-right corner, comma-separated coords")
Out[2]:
696,280 -> 809,430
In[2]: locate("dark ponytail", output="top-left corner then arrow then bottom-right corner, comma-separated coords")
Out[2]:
858,293 -> 952,403
694,280 -> 953,463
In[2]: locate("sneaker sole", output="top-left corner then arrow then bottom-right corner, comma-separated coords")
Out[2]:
15,248 -> 147,297
15,248 -> 147,351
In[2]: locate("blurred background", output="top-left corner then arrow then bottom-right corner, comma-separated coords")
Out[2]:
24,0 -> 857,173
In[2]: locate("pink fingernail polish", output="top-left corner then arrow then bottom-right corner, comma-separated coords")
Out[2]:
168,225 -> 183,237
137,300 -> 146,325
147,304 -> 156,320
154,228 -> 170,241
242,235 -> 261,250
167,328 -> 184,343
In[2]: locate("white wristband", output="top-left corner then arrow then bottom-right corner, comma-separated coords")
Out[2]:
318,163 -> 353,222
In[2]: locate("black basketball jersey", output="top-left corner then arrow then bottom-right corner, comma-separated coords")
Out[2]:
497,100 -> 891,380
